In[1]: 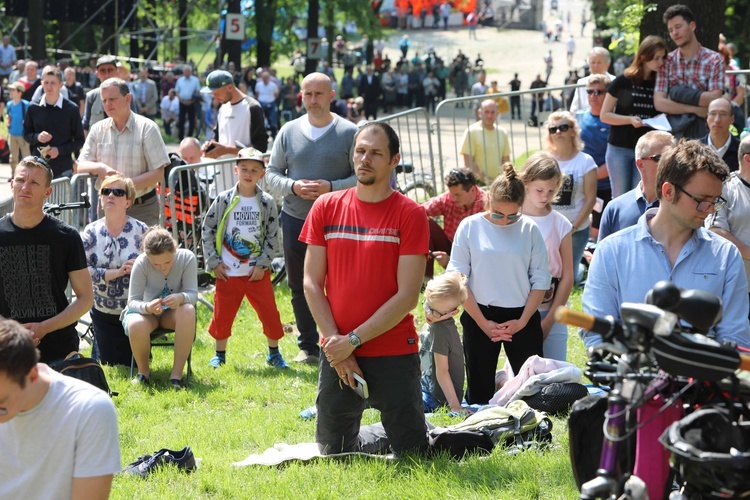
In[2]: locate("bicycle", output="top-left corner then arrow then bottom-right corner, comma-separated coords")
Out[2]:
42,193 -> 95,346
556,280 -> 750,499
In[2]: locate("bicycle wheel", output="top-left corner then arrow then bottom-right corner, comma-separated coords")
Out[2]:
401,181 -> 436,203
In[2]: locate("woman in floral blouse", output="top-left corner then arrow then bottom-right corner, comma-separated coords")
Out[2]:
82,175 -> 148,365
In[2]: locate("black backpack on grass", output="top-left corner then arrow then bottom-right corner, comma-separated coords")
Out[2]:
48,352 -> 117,397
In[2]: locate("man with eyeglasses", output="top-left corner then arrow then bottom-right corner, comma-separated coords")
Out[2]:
582,140 -> 750,349
0,156 -> 94,363
421,168 -> 487,279
598,131 -> 675,241
698,97 -> 739,172
707,135 -> 750,320
0,317 -> 120,499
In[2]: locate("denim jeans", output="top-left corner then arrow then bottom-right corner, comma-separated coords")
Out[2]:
605,144 -> 639,199
540,309 -> 568,361
571,226 -> 590,286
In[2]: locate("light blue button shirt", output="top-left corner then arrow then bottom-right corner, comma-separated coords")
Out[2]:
582,208 -> 750,348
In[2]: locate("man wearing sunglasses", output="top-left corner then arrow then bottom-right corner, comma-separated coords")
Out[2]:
0,156 -> 94,363
583,140 -> 750,349
576,74 -> 612,240
422,168 -> 486,278
598,131 -> 675,241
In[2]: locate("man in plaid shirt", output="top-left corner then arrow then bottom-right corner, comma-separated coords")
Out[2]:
422,168 -> 487,279
654,4 -> 724,139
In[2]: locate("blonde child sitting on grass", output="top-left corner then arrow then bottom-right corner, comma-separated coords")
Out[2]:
419,272 -> 471,414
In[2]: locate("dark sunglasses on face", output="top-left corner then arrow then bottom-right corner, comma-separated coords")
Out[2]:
101,188 -> 127,197
586,89 -> 605,96
548,123 -> 571,134
490,211 -> 522,222
641,154 -> 662,163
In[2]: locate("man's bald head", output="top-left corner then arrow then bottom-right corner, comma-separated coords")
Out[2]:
301,72 -> 333,93
179,137 -> 202,165
708,97 -> 734,116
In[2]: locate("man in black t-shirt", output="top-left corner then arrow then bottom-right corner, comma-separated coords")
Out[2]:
0,157 -> 92,362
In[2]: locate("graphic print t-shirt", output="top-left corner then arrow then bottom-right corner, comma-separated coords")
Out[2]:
222,195 -> 262,276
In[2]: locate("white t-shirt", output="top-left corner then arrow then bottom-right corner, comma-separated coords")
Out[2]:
707,171 -> 750,283
0,367 -> 120,500
299,116 -> 335,140
254,80 -> 279,105
552,151 -> 597,227
212,98 -> 254,195
447,213 -> 551,308
222,195 -> 262,276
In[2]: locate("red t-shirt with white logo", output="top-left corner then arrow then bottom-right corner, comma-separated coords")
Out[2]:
300,188 -> 429,357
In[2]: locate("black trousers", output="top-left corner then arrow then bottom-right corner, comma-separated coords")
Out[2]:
178,101 -> 196,139
461,305 -> 543,405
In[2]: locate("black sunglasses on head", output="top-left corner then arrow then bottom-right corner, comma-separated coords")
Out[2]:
101,188 -> 127,197
449,169 -> 469,182
21,155 -> 51,169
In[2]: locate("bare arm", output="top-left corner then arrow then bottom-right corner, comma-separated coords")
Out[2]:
571,169 -> 597,230
71,475 -> 113,500
24,268 -> 93,342
322,254 -> 427,364
130,165 -> 165,191
303,244 -> 339,338
709,227 -> 750,260
434,353 -> 463,411
600,93 -> 645,127
698,89 -> 724,107
76,161 -> 119,178
541,232 -> 574,336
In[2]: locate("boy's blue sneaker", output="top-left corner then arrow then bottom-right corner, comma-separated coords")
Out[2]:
266,352 -> 289,369
209,355 -> 226,369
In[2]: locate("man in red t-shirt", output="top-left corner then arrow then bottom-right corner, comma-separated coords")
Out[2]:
300,122 -> 430,455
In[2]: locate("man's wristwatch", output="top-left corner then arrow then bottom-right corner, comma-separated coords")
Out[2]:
348,331 -> 362,349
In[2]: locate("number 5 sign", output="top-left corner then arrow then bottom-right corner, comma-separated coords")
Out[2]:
225,13 -> 245,41
307,38 -> 324,60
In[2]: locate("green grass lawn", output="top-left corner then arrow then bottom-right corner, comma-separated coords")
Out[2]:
101,282 -> 587,499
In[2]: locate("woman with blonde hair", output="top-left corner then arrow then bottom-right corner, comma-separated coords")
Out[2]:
447,164 -> 550,404
546,110 -> 597,285
519,152 -> 573,360
124,226 -> 197,388
82,174 -> 148,365
601,35 -> 668,198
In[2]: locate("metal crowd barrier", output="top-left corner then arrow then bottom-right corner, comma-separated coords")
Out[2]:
434,82 -> 583,184
375,107 -> 439,201
0,195 -> 12,218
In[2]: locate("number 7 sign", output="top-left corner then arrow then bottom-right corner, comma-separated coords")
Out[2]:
307,38 -> 324,60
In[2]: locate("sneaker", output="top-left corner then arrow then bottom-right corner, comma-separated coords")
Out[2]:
122,446 -> 197,477
132,373 -> 149,386
266,351 -> 290,369
209,355 -> 226,369
292,350 -> 319,365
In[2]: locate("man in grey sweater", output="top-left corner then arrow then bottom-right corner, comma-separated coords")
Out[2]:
265,72 -> 358,364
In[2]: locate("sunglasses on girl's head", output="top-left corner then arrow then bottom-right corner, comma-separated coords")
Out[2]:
490,211 -> 522,222
101,188 -> 127,197
548,123 -> 571,134
586,89 -> 605,96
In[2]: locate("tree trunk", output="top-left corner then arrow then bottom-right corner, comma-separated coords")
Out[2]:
640,0 -> 726,52
27,0 -> 47,60
305,0 -> 319,74
256,0 -> 278,68
179,0 -> 189,61
324,1 -> 335,66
